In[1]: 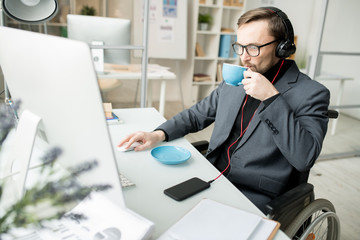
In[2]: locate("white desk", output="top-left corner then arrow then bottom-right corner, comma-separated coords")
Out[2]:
97,64 -> 176,116
108,108 -> 289,240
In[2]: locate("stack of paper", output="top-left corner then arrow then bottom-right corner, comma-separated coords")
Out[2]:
193,73 -> 212,82
158,199 -> 280,240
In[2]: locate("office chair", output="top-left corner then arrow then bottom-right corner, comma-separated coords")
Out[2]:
192,110 -> 341,239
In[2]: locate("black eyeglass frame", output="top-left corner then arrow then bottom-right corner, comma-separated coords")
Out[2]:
232,39 -> 278,57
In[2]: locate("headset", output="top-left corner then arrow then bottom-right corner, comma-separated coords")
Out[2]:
264,7 -> 296,59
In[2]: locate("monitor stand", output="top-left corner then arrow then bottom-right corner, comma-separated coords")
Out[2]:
91,40 -> 104,73
0,109 -> 41,209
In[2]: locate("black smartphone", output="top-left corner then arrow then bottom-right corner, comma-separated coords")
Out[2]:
164,177 -> 211,201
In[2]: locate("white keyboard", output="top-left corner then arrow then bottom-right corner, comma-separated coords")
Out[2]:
119,173 -> 135,188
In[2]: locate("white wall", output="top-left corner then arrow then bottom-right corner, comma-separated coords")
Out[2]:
315,0 -> 360,119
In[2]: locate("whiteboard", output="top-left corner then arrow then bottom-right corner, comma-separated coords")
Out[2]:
133,0 -> 187,59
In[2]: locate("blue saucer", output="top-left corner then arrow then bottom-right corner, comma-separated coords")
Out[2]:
151,146 -> 191,165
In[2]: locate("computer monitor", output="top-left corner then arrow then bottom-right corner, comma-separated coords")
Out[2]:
67,14 -> 131,66
0,26 -> 125,208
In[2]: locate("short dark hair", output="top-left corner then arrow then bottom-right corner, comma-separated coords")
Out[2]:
237,7 -> 287,42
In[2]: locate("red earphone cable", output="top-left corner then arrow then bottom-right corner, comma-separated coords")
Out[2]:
272,59 -> 284,84
213,101 -> 257,182
210,59 -> 285,183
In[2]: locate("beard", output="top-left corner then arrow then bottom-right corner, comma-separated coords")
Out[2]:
240,58 -> 279,74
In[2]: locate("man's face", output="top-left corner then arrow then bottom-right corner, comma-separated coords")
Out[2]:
237,20 -> 279,74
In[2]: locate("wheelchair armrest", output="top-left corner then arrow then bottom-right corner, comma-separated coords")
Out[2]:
327,109 -> 339,119
265,183 -> 315,229
191,140 -> 209,155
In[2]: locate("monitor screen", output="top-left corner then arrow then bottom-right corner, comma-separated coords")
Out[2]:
0,26 -> 125,208
67,14 -> 131,65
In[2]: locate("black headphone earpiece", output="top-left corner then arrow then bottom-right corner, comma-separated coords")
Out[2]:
264,7 -> 296,59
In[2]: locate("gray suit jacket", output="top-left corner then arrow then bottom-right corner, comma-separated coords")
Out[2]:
158,61 -> 330,207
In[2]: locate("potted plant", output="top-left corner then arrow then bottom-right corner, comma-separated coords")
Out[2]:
80,5 -> 96,16
0,102 -> 111,237
198,13 -> 213,31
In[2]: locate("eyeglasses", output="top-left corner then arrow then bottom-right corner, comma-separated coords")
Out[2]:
232,40 -> 278,57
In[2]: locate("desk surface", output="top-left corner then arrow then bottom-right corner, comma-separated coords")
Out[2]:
108,108 -> 289,240
97,63 -> 176,80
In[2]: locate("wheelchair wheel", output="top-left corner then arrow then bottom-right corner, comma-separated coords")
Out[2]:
284,198 -> 340,240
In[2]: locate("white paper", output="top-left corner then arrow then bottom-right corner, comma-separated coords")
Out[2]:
159,18 -> 175,42
248,218 -> 279,240
158,198 -> 279,240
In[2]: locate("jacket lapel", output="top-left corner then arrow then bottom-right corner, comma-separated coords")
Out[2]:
273,62 -> 299,94
214,84 -> 246,148
235,62 -> 299,149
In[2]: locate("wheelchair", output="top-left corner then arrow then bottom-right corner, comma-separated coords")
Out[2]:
192,110 -> 341,240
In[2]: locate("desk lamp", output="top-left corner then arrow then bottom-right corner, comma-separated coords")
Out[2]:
0,0 -> 58,103
2,0 -> 58,24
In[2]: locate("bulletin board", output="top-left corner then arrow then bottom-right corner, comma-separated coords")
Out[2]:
133,0 -> 187,59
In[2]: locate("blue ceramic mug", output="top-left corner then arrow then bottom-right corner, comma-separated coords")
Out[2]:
222,63 -> 248,86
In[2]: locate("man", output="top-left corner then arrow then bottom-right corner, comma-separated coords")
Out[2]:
118,7 -> 330,213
